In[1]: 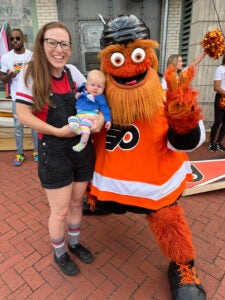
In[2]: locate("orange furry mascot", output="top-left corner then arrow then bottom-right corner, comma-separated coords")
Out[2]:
88,15 -> 206,300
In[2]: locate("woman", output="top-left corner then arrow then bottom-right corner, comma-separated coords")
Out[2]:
162,51 -> 206,89
208,53 -> 225,152
16,22 -> 103,276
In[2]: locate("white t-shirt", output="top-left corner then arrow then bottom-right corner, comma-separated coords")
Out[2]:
161,77 -> 167,90
0,49 -> 33,100
214,65 -> 225,90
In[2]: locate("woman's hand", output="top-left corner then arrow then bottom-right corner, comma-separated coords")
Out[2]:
91,112 -> 104,133
57,125 -> 77,138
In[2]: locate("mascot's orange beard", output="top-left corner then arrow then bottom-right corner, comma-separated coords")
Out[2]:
105,67 -> 165,126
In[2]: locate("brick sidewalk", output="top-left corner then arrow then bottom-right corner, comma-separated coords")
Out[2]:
0,144 -> 225,300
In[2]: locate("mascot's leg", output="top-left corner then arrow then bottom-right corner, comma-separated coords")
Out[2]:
82,195 -> 112,215
147,205 -> 206,300
82,189 -> 127,215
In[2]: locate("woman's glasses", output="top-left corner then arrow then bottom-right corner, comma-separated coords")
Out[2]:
10,36 -> 21,42
44,38 -> 71,50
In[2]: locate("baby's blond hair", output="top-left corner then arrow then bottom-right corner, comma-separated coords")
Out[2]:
87,69 -> 106,85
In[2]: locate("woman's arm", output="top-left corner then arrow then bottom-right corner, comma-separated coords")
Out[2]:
16,103 -> 75,138
214,80 -> 225,95
189,51 -> 206,68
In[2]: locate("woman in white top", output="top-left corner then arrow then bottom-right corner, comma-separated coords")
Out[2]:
162,51 -> 206,90
208,53 -> 225,152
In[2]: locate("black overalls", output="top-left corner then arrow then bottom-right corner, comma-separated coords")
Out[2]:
38,67 -> 94,189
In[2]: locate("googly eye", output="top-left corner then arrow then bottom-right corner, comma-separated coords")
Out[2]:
131,48 -> 146,63
110,52 -> 125,67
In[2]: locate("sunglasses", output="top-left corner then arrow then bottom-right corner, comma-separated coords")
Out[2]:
10,36 -> 21,42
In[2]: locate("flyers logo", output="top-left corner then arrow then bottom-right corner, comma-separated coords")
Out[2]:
191,165 -> 204,182
106,125 -> 139,151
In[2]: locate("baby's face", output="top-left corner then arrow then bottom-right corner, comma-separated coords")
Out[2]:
86,78 -> 105,96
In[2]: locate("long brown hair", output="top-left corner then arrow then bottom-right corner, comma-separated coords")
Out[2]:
166,54 -> 182,76
24,22 -> 71,112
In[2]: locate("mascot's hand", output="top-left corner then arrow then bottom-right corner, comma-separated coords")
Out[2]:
164,65 -> 203,135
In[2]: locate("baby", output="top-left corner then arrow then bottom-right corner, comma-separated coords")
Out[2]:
68,69 -> 111,152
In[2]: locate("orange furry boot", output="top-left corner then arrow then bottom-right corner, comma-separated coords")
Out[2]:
147,205 -> 206,300
147,205 -> 194,264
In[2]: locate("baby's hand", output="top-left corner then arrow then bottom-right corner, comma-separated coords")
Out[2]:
105,121 -> 111,130
75,92 -> 81,100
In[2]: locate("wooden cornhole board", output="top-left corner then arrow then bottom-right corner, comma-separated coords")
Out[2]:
183,157 -> 225,196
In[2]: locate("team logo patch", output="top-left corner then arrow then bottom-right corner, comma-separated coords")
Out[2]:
190,165 -> 204,182
106,125 -> 139,151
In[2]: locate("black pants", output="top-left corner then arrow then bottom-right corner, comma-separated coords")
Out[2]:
210,93 -> 225,143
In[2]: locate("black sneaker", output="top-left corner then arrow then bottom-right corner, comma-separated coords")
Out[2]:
54,252 -> 79,276
216,143 -> 225,152
168,261 -> 206,300
68,243 -> 94,264
208,142 -> 217,152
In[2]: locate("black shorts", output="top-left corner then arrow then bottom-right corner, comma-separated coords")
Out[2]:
38,136 -> 95,189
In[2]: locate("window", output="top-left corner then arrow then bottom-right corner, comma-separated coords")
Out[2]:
180,0 -> 193,67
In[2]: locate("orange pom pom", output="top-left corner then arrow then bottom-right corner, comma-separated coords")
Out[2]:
200,29 -> 225,59
219,95 -> 225,110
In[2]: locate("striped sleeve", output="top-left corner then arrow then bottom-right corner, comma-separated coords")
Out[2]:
16,65 -> 34,106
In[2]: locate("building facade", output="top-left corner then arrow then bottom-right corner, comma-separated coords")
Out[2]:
1,0 -> 225,128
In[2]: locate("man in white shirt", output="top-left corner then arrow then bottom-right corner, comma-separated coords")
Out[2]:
0,28 -> 38,166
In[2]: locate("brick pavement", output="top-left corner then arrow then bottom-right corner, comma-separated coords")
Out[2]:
0,143 -> 225,300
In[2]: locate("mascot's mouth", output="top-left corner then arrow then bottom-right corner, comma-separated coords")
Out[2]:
113,71 -> 147,86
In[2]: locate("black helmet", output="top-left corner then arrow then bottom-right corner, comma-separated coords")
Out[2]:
100,14 -> 150,49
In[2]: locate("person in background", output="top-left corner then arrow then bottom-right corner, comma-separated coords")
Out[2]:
162,51 -> 206,90
0,28 -> 38,165
208,53 -> 225,152
15,22 -> 104,276
68,69 -> 111,152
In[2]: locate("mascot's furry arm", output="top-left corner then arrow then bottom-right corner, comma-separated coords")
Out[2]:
164,65 -> 204,150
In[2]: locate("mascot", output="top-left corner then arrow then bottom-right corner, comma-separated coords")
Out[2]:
87,15 -> 206,299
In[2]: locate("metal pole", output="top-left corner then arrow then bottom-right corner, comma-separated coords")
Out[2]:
159,0 -> 169,74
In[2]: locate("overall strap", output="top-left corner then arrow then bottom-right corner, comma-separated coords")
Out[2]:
64,65 -> 76,92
